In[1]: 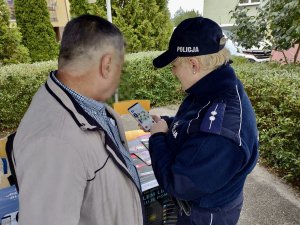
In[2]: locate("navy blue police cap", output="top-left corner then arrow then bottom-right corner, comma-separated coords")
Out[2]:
153,17 -> 225,68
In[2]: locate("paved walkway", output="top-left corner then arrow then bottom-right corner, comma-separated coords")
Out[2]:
121,104 -> 300,225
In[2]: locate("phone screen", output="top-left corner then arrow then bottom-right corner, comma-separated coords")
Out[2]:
128,103 -> 154,131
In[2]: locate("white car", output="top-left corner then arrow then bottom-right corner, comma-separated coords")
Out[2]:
223,31 -> 271,62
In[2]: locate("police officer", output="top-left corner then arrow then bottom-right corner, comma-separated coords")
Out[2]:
148,17 -> 259,225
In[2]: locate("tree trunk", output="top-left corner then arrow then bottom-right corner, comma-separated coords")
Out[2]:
293,43 -> 300,64
281,51 -> 288,64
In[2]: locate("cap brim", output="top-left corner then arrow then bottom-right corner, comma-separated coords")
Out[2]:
153,50 -> 177,68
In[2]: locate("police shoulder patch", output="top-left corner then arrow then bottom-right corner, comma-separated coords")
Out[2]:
187,98 -> 242,146
200,100 -> 226,135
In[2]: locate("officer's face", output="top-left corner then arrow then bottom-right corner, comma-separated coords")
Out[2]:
171,57 -> 195,90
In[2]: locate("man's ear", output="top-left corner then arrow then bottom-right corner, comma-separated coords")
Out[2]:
99,53 -> 112,79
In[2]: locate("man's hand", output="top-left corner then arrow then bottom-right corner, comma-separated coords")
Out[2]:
150,119 -> 168,135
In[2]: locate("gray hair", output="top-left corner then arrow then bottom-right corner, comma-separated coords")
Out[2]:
58,14 -> 124,69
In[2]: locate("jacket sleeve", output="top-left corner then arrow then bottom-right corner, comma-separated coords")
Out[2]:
15,137 -> 86,225
149,133 -> 244,201
160,116 -> 174,127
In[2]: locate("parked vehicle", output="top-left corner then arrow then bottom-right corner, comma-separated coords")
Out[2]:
223,29 -> 271,62
239,49 -> 271,62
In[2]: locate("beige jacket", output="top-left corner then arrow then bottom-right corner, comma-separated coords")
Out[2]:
13,75 -> 144,225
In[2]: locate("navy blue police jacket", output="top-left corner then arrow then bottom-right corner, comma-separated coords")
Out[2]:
149,63 -> 259,208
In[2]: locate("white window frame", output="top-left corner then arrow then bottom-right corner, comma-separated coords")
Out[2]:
238,0 -> 261,6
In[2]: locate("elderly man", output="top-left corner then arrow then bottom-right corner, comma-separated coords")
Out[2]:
13,15 -> 144,225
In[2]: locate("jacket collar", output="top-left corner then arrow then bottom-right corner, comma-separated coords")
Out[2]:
185,64 -> 237,101
45,73 -> 99,131
45,73 -> 127,136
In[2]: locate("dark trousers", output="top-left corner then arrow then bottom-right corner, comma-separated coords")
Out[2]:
176,193 -> 243,225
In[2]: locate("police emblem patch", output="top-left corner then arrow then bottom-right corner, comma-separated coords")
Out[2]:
172,121 -> 179,139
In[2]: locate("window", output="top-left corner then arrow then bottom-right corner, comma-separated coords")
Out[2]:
239,0 -> 260,5
47,0 -> 57,22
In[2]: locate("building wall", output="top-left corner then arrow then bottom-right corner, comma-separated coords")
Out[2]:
49,0 -> 71,40
49,0 -> 70,28
203,0 -> 263,28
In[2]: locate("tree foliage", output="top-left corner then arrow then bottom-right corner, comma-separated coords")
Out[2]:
0,0 -> 30,65
69,0 -> 90,17
172,7 -> 201,27
153,0 -> 173,50
69,0 -> 105,18
231,0 -> 300,64
69,0 -> 173,52
230,7 -> 265,49
14,0 -> 58,62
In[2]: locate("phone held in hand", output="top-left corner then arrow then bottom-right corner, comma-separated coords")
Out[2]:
128,103 -> 154,131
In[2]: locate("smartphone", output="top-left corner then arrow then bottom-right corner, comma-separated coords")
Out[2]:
128,102 -> 154,131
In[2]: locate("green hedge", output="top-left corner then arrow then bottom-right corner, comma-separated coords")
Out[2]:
233,59 -> 300,185
119,53 -> 184,106
0,53 -> 299,186
0,61 -> 57,130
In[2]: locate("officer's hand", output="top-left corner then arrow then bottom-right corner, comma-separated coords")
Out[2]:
138,115 -> 161,132
151,115 -> 161,123
150,119 -> 168,135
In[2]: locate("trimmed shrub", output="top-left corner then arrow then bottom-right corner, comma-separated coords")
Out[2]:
232,59 -> 300,185
0,61 -> 57,129
0,53 -> 299,186
119,56 -> 184,106
0,0 -> 30,65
